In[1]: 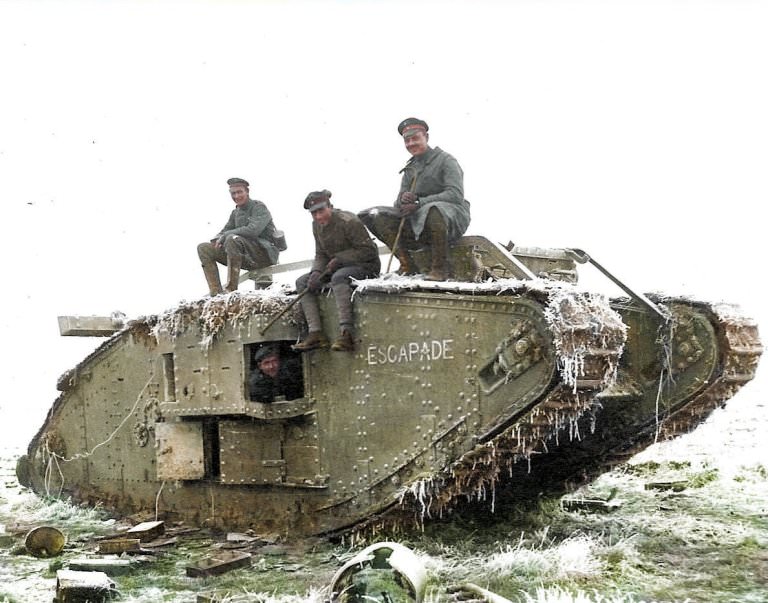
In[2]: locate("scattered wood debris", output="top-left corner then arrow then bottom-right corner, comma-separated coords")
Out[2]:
68,557 -> 133,576
561,497 -> 622,512
97,538 -> 141,554
186,550 -> 252,577
126,520 -> 165,542
645,480 -> 688,492
141,536 -> 178,548
55,569 -> 116,602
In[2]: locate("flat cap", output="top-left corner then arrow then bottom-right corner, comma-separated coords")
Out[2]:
304,189 -> 332,211
397,117 -> 429,137
227,177 -> 249,187
254,344 -> 279,364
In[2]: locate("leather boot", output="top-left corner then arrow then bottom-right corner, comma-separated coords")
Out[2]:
425,214 -> 449,281
202,263 -> 223,296
331,329 -> 355,352
225,255 -> 242,292
395,249 -> 416,275
292,331 -> 329,352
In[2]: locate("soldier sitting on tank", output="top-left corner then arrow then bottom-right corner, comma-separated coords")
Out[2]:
248,344 -> 304,403
358,117 -> 471,281
197,177 -> 283,296
292,190 -> 380,353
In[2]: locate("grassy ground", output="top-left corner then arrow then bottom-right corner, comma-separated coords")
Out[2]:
2,390 -> 766,603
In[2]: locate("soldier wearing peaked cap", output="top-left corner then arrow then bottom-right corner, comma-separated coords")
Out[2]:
197,177 -> 283,295
359,117 -> 470,281
397,117 -> 429,136
293,190 -> 380,353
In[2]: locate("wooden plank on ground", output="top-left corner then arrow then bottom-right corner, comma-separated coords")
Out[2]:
98,538 -> 142,554
68,557 -> 134,576
126,520 -> 165,542
186,550 -> 252,577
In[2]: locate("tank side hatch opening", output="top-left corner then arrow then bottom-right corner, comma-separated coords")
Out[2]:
245,341 -> 305,404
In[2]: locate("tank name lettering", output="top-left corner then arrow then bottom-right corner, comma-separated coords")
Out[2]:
366,339 -> 454,365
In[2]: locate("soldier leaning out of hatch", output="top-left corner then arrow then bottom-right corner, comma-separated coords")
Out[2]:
248,344 -> 304,403
359,117 -> 471,281
293,190 -> 380,353
197,177 -> 284,296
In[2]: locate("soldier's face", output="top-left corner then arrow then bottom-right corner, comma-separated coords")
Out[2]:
258,355 -> 280,378
404,131 -> 428,156
230,186 -> 249,207
311,205 -> 333,226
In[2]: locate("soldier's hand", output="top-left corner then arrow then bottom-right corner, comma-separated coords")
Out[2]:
399,203 -> 418,217
326,258 -> 340,273
307,271 -> 323,293
399,191 -> 418,205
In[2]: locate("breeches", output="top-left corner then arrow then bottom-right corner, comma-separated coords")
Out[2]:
197,235 -> 271,270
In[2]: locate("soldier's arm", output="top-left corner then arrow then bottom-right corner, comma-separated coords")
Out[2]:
214,211 -> 236,240
395,163 -> 417,207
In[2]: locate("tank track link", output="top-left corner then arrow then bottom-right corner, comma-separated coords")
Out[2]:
622,298 -> 762,456
490,298 -> 762,503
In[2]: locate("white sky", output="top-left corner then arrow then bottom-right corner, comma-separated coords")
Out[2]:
1,0 -> 766,448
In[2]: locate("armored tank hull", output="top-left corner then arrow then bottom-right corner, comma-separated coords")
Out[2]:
16,237 -> 761,536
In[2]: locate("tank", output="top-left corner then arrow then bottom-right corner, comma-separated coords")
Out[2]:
16,236 -> 762,537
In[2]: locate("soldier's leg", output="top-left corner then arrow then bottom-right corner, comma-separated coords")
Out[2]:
244,243 -> 274,289
358,211 -> 401,247
197,242 -> 226,296
362,212 -> 420,275
242,242 -> 273,270
222,235 -> 249,292
329,266 -> 371,352
423,208 -> 450,281
292,272 -> 329,351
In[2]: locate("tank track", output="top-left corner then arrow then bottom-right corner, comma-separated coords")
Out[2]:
489,298 -> 763,503
620,298 -> 762,456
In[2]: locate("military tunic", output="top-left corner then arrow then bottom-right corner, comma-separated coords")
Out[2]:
216,199 -> 280,267
397,146 -> 471,241
310,209 -> 380,275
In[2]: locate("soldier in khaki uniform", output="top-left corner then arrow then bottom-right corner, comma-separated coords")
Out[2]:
359,118 -> 471,281
293,190 -> 380,352
197,177 -> 281,295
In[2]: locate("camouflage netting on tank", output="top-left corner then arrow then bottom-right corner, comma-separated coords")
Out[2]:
147,287 -> 297,346
353,275 -> 628,533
